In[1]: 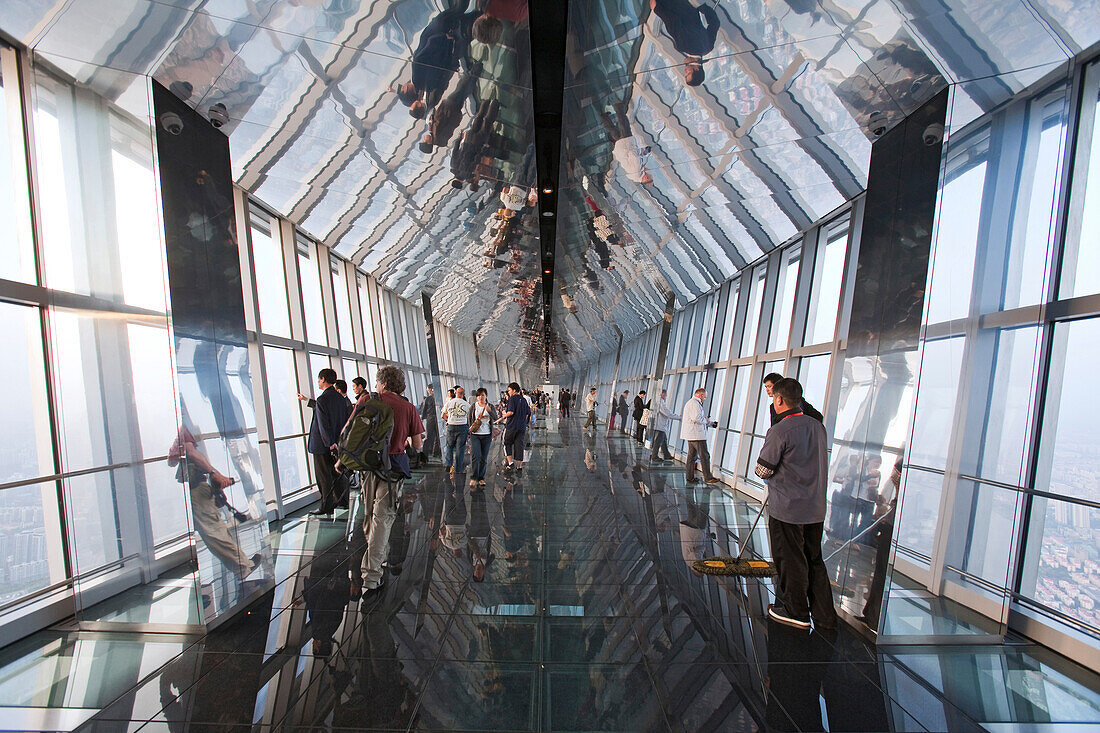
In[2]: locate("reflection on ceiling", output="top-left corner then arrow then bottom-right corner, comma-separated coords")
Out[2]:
3,0 -> 1096,374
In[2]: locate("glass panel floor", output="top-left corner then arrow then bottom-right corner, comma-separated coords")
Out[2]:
0,416 -> 1097,731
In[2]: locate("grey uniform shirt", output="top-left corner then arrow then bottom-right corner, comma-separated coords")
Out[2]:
755,411 -> 828,524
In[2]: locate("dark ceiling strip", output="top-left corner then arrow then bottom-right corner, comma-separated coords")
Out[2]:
528,0 -> 568,377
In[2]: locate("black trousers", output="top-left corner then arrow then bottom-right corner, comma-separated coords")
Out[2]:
634,422 -> 645,443
767,517 -> 837,625
313,451 -> 345,511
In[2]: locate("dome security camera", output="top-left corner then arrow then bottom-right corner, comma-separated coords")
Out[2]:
158,111 -> 184,135
864,111 -> 887,138
923,123 -> 945,146
208,103 -> 229,128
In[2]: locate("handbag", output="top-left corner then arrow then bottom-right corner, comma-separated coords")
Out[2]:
470,404 -> 485,433
640,408 -> 651,427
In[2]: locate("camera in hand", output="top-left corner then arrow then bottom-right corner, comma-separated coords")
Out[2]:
207,474 -> 250,523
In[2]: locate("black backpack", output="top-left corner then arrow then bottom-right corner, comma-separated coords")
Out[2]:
337,394 -> 396,480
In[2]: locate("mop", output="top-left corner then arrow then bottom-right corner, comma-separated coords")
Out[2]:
693,496 -> 776,576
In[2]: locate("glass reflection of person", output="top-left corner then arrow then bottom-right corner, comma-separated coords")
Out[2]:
650,0 -> 719,87
859,452 -> 902,630
468,490 -> 493,582
168,423 -> 261,580
599,101 -> 654,186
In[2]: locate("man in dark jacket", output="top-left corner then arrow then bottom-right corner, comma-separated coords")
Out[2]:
419,385 -> 440,459
306,368 -> 352,517
616,391 -> 630,435
652,0 -> 719,86
632,390 -> 651,444
764,372 -> 824,426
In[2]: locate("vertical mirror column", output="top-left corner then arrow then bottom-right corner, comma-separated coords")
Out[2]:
152,81 -> 273,626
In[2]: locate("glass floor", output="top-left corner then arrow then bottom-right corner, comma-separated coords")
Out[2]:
0,414 -> 1097,731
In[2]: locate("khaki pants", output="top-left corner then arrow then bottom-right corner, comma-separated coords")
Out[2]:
189,482 -> 252,576
359,471 -> 399,590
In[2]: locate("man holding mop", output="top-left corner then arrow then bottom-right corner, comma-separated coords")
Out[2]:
754,378 -> 837,631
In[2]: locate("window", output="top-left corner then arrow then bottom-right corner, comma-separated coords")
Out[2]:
297,237 -> 327,346
767,245 -> 801,351
0,47 -> 36,284
740,265 -> 766,356
926,160 -> 987,323
250,207 -> 291,338
330,257 -> 355,351
805,218 -> 848,345
1060,60 -> 1100,299
358,273 -> 378,357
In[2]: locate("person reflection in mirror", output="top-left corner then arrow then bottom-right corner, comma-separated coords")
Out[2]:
397,2 -> 470,118
764,372 -> 823,426
859,452 -> 902,629
650,388 -> 677,462
468,489 -> 493,582
168,424 -> 261,581
755,378 -> 837,630
451,99 -> 500,188
651,0 -> 719,87
420,67 -> 480,153
599,101 -> 654,185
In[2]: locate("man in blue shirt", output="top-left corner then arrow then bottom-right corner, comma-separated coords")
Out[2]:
305,368 -> 352,517
496,382 -> 530,475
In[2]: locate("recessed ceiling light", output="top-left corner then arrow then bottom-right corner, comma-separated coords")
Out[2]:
542,187 -> 552,194
543,211 -> 554,217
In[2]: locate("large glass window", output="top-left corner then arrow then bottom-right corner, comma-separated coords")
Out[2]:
926,160 -> 987,323
1059,60 -> 1100,299
358,273 -> 378,357
767,245 -> 801,352
0,48 -> 36,284
0,302 -> 54,482
716,279 -> 739,361
805,218 -> 848,345
297,238 -> 327,346
330,257 -> 355,351
250,208 -> 291,338
740,265 -> 766,357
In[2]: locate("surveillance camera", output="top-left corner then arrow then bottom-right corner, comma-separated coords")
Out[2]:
168,80 -> 193,101
865,111 -> 887,138
208,103 -> 229,128
922,122 -> 944,147
158,111 -> 184,136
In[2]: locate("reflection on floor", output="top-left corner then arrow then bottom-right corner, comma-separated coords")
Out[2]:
1,415 -> 1098,731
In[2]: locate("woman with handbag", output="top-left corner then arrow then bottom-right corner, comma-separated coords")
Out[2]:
468,388 -> 496,489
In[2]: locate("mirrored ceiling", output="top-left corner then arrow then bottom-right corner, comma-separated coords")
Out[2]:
3,0 -> 1095,375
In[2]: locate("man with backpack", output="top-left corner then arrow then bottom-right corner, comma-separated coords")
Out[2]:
338,364 -> 424,602
496,382 -> 530,475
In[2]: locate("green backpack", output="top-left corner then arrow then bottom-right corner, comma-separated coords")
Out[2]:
337,394 -> 396,480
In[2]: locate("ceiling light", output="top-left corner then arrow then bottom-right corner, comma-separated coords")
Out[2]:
543,211 -> 554,218
542,187 -> 553,194
544,269 -> 551,274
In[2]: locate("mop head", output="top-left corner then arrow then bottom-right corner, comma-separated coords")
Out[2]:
693,556 -> 776,576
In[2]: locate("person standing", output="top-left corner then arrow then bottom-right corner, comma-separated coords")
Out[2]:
583,387 -> 598,429
763,372 -> 824,426
351,377 -> 368,399
680,387 -> 720,485
616,391 -> 630,434
649,388 -> 676,462
633,390 -> 650,444
754,378 -> 836,630
496,382 -> 530,474
419,385 -> 440,460
344,365 -> 424,600
303,368 -> 352,516
468,388 -> 495,489
442,385 -> 471,475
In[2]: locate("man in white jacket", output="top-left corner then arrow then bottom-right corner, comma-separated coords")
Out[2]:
681,387 -> 720,484
583,388 -> 598,429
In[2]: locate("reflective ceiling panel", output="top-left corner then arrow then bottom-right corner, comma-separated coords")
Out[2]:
1,0 -> 1096,376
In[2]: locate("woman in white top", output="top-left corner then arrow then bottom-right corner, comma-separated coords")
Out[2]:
468,388 -> 495,488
